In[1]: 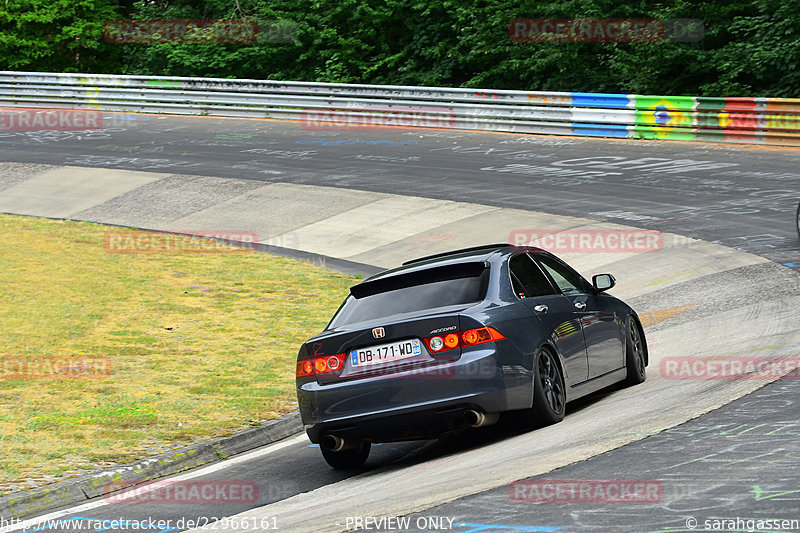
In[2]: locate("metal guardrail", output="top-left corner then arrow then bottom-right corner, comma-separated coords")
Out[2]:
1,71 -> 799,146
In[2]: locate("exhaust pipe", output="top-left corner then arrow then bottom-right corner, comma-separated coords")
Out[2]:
320,434 -> 359,452
465,409 -> 500,428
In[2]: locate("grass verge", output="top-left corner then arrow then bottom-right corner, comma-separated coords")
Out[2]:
0,214 -> 356,491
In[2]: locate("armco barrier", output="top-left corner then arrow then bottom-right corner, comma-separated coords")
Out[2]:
1,71 -> 798,146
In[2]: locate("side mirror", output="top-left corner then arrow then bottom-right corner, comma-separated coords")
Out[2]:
592,273 -> 616,292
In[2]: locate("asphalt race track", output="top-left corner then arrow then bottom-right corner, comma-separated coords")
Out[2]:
1,115 -> 798,265
0,115 -> 799,533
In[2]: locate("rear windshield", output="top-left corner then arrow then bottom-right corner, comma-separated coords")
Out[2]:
328,263 -> 489,327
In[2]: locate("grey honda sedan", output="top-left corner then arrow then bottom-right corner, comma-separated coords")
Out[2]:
296,244 -> 647,468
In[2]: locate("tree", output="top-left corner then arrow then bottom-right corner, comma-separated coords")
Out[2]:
0,0 -> 123,72
1,0 -> 798,97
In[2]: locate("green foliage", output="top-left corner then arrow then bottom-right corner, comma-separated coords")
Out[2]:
1,0 -> 798,96
0,0 -> 123,72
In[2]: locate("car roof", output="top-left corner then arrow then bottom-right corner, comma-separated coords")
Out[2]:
402,243 -> 547,265
362,243 -> 546,283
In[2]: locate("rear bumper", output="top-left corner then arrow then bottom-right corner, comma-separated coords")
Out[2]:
297,345 -> 532,443
306,401 -> 480,443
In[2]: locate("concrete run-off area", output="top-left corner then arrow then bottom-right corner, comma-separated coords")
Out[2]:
0,159 -> 798,531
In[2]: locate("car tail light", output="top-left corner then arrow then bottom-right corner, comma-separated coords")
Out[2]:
296,353 -> 346,378
297,359 -> 314,377
444,333 -> 460,349
326,355 -> 342,371
424,327 -> 505,353
428,336 -> 444,351
462,329 -> 479,345
463,326 -> 504,345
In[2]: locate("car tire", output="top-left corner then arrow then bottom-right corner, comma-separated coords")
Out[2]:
524,347 -> 566,427
623,315 -> 647,386
320,441 -> 371,469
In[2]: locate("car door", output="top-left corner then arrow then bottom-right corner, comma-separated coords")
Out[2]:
508,253 -> 589,384
533,253 -> 625,380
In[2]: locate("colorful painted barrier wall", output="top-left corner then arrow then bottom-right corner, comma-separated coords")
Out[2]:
574,93 -> 800,146
1,71 -> 798,147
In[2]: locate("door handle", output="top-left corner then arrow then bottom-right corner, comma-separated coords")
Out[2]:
534,305 -> 548,312
574,302 -> 586,309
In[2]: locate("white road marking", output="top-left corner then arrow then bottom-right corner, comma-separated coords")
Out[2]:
0,434 -> 309,533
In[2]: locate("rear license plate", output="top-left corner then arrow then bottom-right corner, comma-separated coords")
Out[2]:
350,339 -> 421,367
